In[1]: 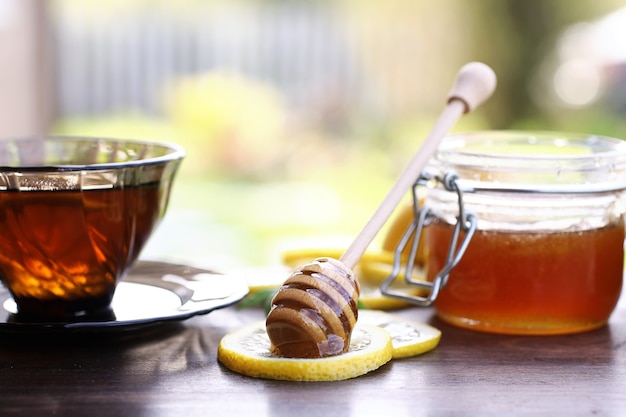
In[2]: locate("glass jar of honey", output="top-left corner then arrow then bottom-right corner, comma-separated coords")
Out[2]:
387,130 -> 626,335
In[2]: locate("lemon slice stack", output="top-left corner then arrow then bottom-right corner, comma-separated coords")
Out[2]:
218,310 -> 441,381
222,201 -> 441,382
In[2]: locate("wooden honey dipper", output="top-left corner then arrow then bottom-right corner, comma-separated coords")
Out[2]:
266,62 -> 497,358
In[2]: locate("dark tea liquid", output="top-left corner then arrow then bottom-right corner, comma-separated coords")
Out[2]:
425,220 -> 624,334
0,183 -> 162,318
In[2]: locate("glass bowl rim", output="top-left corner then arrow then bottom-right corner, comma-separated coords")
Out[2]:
0,135 -> 185,172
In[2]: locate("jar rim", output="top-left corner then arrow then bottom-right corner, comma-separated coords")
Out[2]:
428,130 -> 626,193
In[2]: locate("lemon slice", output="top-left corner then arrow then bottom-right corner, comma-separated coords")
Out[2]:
281,248 -> 394,270
274,248 -> 431,311
281,248 -> 410,310
235,266 -> 291,294
218,321 -> 393,381
281,248 -> 344,267
382,199 -> 427,266
359,260 -> 430,310
359,284 -> 416,310
358,310 -> 441,359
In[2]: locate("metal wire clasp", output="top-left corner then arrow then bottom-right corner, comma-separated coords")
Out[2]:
380,171 -> 477,307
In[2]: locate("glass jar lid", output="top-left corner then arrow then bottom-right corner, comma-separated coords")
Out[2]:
424,130 -> 626,194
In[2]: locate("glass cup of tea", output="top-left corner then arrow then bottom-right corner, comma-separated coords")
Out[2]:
0,136 -> 184,320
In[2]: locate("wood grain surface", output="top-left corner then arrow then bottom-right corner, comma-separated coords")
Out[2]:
0,294 -> 625,416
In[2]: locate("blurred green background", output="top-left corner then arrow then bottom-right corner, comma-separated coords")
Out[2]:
47,0 -> 626,271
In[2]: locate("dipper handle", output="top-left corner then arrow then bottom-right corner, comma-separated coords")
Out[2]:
340,62 -> 497,269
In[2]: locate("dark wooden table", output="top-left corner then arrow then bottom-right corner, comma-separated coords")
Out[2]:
1,287 -> 625,416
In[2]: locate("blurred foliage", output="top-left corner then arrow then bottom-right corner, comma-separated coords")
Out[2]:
165,72 -> 288,179
52,0 -> 626,267
465,0 -> 626,131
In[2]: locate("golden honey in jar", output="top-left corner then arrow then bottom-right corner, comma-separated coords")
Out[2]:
421,131 -> 626,335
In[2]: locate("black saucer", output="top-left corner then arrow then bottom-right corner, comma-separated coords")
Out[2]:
0,260 -> 248,334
